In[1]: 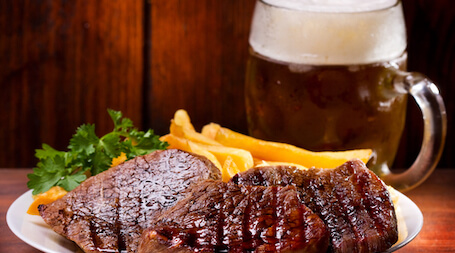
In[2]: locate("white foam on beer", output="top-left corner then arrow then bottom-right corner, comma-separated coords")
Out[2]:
262,0 -> 398,13
249,0 -> 407,65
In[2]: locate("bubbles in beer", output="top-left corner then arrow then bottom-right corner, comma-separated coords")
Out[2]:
249,0 -> 406,65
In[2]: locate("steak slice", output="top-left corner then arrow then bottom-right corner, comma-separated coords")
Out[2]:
38,149 -> 221,253
138,180 -> 330,253
230,159 -> 398,253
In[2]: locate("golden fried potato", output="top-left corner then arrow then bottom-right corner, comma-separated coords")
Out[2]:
188,141 -> 223,169
201,123 -> 221,140
164,109 -> 372,181
192,142 -> 254,173
160,134 -> 222,169
222,156 -> 240,182
170,120 -> 221,146
254,159 -> 308,170
161,133 -> 252,178
160,134 -> 190,150
27,186 -> 68,215
173,109 -> 195,131
111,152 -> 127,167
213,126 -> 372,169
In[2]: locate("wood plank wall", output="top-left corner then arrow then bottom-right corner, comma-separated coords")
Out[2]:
0,0 -> 145,167
0,0 -> 453,169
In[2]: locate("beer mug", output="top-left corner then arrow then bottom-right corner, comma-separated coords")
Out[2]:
245,0 -> 447,191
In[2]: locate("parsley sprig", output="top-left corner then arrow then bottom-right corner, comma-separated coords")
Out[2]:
27,109 -> 168,195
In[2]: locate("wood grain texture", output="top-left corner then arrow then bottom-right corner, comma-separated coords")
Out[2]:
0,0 -> 453,168
0,169 -> 40,253
146,0 -> 454,169
147,0 -> 255,136
2,168 -> 455,252
0,0 -> 144,167
395,169 -> 455,252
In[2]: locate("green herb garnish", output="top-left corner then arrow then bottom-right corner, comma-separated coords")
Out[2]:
27,109 -> 168,195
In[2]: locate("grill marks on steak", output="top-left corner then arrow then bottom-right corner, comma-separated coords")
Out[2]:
38,149 -> 221,253
39,150 -> 396,253
138,181 -> 330,253
231,159 -> 398,253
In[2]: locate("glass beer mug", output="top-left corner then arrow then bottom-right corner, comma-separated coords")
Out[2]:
245,0 -> 447,191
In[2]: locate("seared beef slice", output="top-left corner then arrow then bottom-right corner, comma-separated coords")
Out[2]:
38,149 -> 221,253
231,159 -> 398,253
139,181 -> 330,253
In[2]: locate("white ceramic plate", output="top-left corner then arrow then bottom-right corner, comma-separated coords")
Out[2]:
7,190 -> 422,253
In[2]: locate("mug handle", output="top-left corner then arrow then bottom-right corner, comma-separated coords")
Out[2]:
381,71 -> 447,191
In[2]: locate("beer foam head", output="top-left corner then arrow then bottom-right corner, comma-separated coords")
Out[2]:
262,0 -> 399,12
249,0 -> 407,65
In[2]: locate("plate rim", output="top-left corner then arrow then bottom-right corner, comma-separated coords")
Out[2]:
6,190 -> 77,253
386,190 -> 424,252
7,189 -> 423,253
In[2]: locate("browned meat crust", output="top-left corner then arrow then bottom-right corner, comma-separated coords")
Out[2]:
139,180 -> 330,253
38,149 -> 221,253
231,159 -> 398,253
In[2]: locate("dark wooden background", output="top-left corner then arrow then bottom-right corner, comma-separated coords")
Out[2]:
0,0 -> 453,169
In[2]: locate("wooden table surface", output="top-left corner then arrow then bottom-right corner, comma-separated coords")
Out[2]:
1,168 -> 455,252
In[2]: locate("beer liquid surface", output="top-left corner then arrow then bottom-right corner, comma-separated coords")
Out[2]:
245,51 -> 408,170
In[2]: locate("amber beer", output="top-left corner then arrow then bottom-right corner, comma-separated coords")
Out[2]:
245,0 -> 409,172
247,0 -> 447,190
246,51 -> 407,171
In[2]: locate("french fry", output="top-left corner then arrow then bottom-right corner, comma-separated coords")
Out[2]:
222,156 -> 240,182
165,109 -> 372,181
201,123 -> 221,140
160,134 -> 223,169
254,159 -> 308,170
170,120 -> 221,146
160,134 -> 190,150
111,152 -> 127,167
188,142 -> 223,170
173,109 -> 195,131
213,126 -> 372,169
27,186 -> 68,215
161,133 -> 250,179
192,142 -> 254,173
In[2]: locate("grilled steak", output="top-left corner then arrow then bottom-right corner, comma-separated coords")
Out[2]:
139,180 -> 330,253
231,159 -> 398,253
38,149 -> 221,253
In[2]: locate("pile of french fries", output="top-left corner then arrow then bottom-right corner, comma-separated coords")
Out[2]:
160,109 -> 372,182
